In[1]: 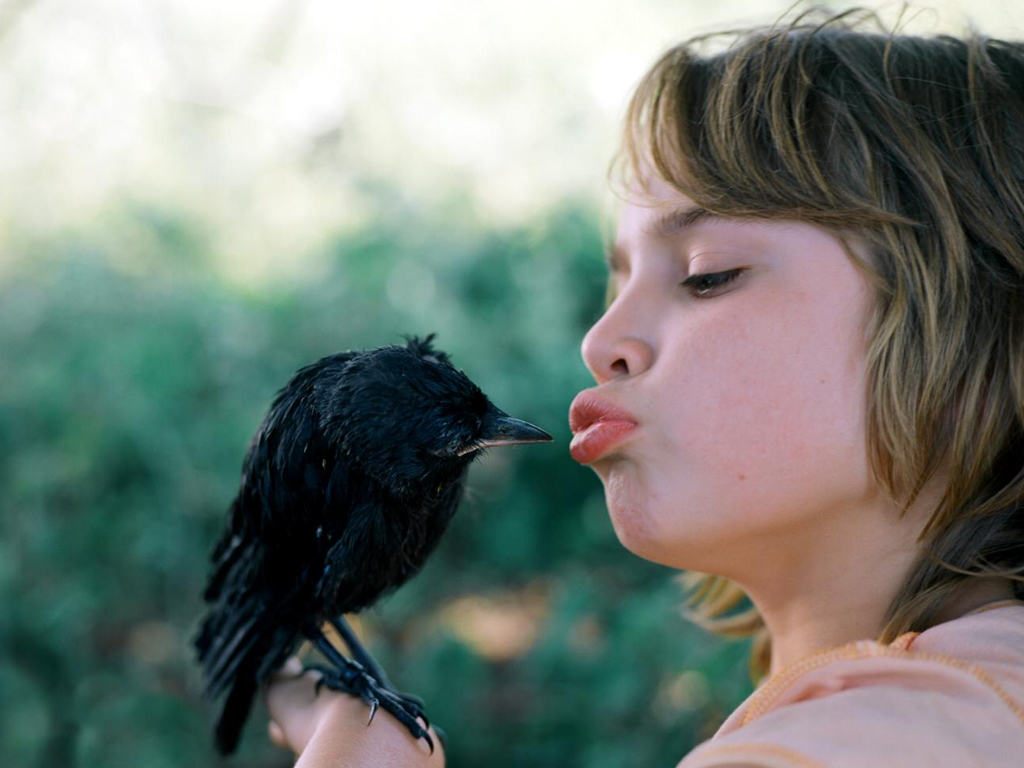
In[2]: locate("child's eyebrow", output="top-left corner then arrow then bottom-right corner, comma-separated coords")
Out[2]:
646,204 -> 721,238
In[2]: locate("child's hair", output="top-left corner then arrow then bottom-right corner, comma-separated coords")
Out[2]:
609,4 -> 1024,685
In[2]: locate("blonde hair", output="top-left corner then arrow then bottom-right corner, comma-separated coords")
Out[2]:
610,5 -> 1024,686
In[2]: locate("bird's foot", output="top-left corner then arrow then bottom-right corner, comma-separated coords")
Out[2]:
303,662 -> 435,754
327,617 -> 427,713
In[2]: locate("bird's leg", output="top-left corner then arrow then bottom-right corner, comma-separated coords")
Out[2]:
302,625 -> 436,755
329,617 -> 395,691
327,619 -> 449,754
314,622 -> 429,728
328,617 -> 446,749
328,617 -> 426,709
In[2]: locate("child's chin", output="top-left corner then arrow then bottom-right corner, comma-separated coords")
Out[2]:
604,478 -> 660,556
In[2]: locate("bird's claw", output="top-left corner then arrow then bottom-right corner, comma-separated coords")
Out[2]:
422,727 -> 436,755
366,697 -> 378,726
319,617 -> 435,747
304,661 -> 434,752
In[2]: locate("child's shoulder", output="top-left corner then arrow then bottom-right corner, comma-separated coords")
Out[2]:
677,601 -> 1024,768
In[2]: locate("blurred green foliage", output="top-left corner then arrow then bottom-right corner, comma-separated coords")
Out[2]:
0,192 -> 754,768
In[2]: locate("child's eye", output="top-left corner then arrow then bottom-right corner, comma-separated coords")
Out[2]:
681,268 -> 744,298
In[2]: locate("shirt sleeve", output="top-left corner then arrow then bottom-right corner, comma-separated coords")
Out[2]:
676,676 -> 1024,768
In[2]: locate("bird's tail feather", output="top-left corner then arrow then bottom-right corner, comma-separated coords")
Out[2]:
214,658 -> 260,756
210,622 -> 299,755
196,594 -> 301,755
194,538 -> 267,699
200,607 -> 266,699
203,499 -> 247,602
200,608 -> 271,756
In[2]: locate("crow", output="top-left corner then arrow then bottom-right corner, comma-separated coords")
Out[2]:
193,333 -> 553,756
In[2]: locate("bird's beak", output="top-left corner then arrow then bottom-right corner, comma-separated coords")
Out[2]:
456,409 -> 554,456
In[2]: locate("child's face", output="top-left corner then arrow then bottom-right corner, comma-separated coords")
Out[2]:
578,173 -> 885,579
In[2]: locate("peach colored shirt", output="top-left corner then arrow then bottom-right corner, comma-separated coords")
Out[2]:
676,599 -> 1024,768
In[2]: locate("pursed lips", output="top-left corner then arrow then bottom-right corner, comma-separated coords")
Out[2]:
568,390 -> 639,464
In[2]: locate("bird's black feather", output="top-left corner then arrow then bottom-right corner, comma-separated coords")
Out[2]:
193,334 -> 548,755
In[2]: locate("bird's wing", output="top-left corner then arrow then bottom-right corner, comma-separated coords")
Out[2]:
195,349 -> 364,753
240,350 -> 360,533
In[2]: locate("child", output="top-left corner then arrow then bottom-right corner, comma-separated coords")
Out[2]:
265,6 -> 1024,766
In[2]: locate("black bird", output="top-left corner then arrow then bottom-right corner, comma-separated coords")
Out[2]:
193,333 -> 552,756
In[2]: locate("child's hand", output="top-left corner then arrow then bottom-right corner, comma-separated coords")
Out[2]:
264,656 -> 445,767
264,656 -> 333,753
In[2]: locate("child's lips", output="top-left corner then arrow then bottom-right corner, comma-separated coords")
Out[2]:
568,389 -> 640,464
568,389 -> 639,434
569,419 -> 638,464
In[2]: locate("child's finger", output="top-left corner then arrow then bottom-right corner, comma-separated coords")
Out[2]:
270,655 -> 304,679
268,720 -> 288,749
264,658 -> 328,754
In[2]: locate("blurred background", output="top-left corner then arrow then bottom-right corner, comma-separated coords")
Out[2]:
1,0 -> 1020,766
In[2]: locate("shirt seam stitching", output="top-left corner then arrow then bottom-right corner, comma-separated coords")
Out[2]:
740,643 -> 1024,734
688,741 -> 830,768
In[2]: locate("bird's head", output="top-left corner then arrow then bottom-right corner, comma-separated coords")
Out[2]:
315,334 -> 552,497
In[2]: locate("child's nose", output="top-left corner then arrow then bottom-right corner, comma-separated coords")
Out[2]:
580,312 -> 654,384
